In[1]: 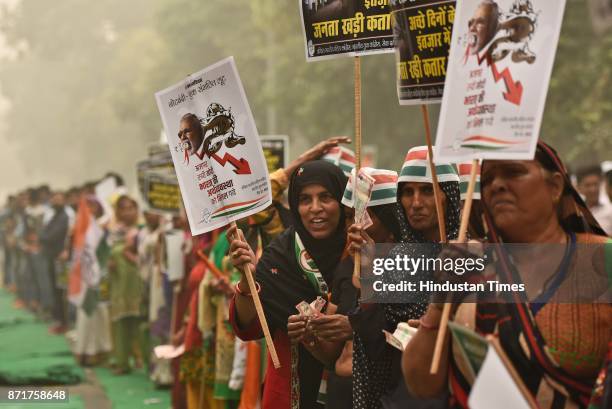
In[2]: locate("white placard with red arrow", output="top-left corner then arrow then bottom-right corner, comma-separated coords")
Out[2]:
434,0 -> 566,162
155,57 -> 272,235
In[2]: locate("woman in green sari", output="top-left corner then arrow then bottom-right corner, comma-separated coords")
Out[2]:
108,195 -> 147,375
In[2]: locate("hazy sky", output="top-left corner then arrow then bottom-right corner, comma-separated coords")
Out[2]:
0,0 -> 23,200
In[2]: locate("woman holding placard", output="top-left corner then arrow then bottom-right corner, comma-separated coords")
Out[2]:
402,142 -> 612,408
228,160 -> 348,409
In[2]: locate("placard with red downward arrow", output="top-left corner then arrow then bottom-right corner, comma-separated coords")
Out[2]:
155,57 -> 272,235
434,0 -> 567,162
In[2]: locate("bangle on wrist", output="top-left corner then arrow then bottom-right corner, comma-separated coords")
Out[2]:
235,281 -> 261,297
419,317 -> 440,331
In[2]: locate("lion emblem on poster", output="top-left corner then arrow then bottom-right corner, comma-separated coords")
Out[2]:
201,103 -> 246,156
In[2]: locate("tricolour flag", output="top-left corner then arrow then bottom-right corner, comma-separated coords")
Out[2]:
399,146 -> 459,184
342,167 -> 398,208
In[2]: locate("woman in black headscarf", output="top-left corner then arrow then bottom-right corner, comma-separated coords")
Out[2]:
347,146 -> 462,409
228,160 -> 348,409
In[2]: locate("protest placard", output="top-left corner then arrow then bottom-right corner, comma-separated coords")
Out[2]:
299,0 -> 395,61
260,135 -> 289,173
390,0 -> 455,105
165,230 -> 186,282
94,176 -> 118,219
137,144 -> 174,197
154,57 -> 272,236
434,0 -> 567,162
142,170 -> 181,215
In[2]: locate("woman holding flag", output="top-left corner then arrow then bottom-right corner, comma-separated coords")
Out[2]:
402,142 -> 612,408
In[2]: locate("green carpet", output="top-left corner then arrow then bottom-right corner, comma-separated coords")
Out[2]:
0,289 -> 84,386
93,367 -> 171,409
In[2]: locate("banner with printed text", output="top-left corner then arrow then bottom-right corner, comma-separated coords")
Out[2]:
137,144 -> 174,198
434,0 -> 567,162
142,170 -> 181,215
155,57 -> 272,235
261,135 -> 289,173
300,0 -> 395,61
391,0 -> 455,105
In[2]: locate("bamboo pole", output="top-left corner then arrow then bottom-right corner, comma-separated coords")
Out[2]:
353,56 -> 363,286
230,221 -> 280,369
420,105 -> 446,241
430,159 -> 479,374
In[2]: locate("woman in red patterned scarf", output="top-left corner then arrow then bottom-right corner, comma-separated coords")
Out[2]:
402,141 -> 611,408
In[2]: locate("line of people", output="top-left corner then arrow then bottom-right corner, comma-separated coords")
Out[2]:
0,138 -> 610,409
227,141 -> 611,409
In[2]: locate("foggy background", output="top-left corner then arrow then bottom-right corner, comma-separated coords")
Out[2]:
0,0 -> 610,199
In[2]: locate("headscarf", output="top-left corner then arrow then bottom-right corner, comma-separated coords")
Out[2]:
535,141 -> 605,236
352,154 -> 462,409
288,159 -> 348,281
482,141 -> 605,239
251,160 -> 348,409
451,141 -> 610,408
341,167 -> 403,241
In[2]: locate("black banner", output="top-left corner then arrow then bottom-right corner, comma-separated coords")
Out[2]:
391,0 -> 455,104
300,0 -> 394,61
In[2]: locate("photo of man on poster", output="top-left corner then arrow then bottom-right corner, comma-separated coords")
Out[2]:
177,113 -> 204,162
467,0 -> 501,56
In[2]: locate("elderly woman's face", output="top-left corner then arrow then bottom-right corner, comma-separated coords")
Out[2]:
481,160 -> 563,239
298,184 -> 341,240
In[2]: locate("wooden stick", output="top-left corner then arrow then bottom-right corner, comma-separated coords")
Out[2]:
354,56 -> 362,173
353,56 -> 363,286
421,103 -> 448,374
430,159 -> 479,374
458,160 -> 479,243
420,105 -> 446,241
230,221 -> 281,369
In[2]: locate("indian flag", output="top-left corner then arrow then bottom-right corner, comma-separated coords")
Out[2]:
342,167 -> 398,207
322,146 -> 356,177
399,146 -> 459,184
211,197 -> 266,219
456,162 -> 481,201
460,136 -> 522,151
68,196 -> 104,307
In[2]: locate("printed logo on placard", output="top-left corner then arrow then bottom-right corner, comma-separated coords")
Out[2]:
200,208 -> 212,224
452,136 -> 462,151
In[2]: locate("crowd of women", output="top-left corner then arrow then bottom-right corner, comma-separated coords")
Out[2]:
0,137 -> 610,409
